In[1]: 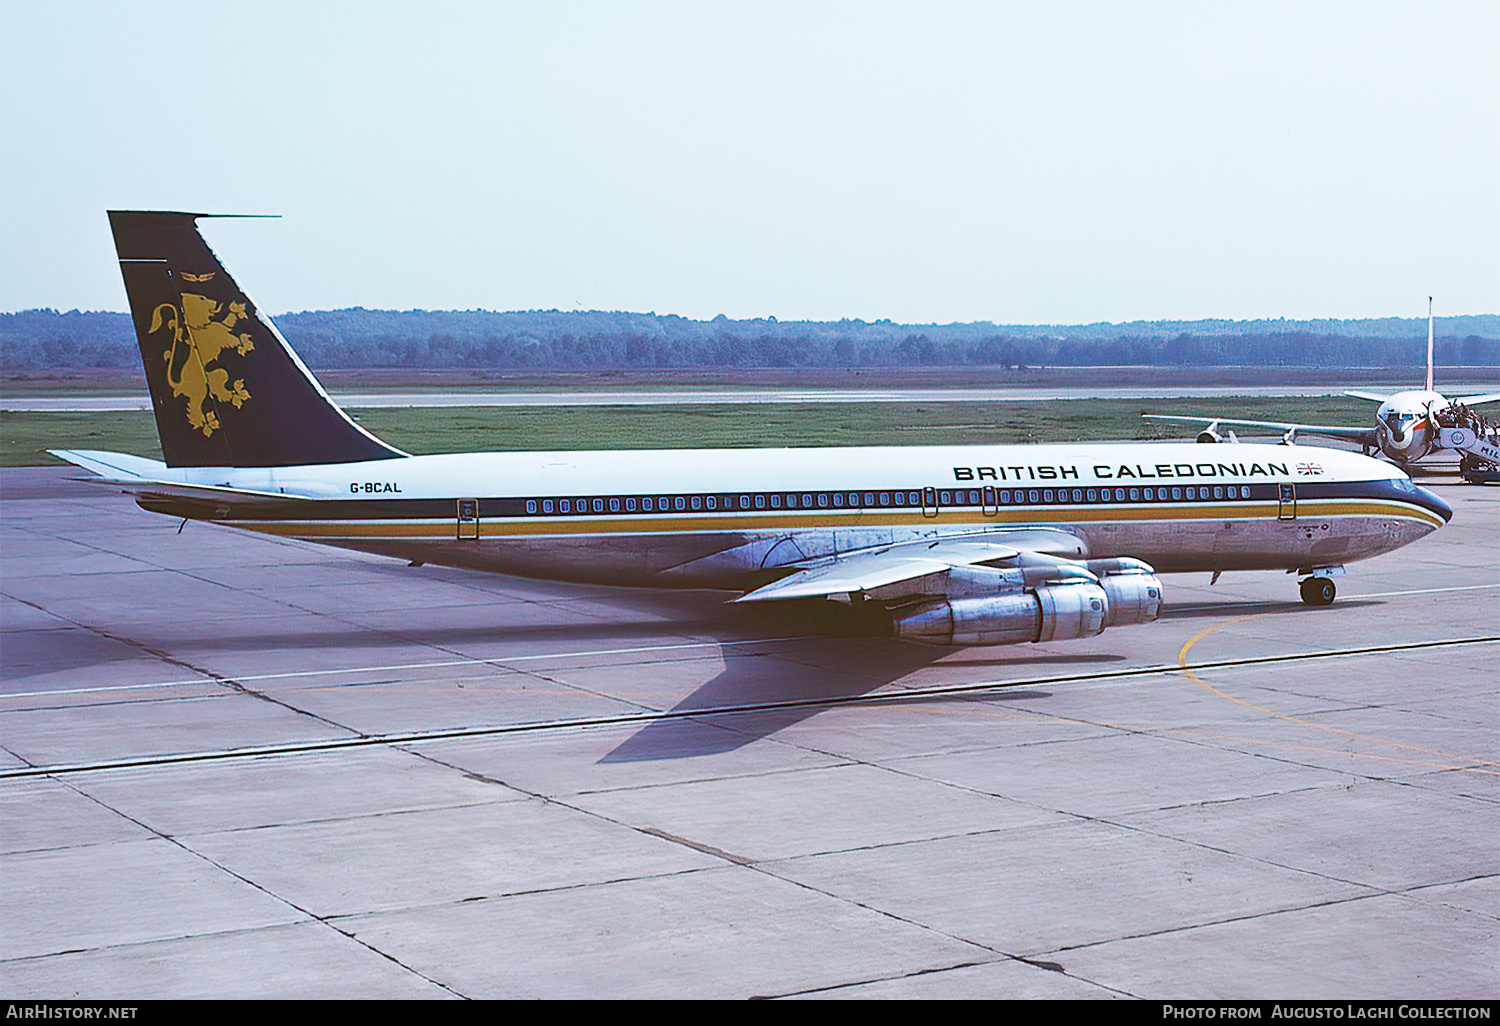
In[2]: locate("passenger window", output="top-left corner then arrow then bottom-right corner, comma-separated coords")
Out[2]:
1028,490 -> 1039,502
770,494 -> 781,508
1086,489 -> 1096,502
626,497 -> 636,511
674,496 -> 685,511
706,496 -> 716,510
817,494 -> 828,508
1128,489 -> 1138,501
593,498 -> 604,512
1171,487 -> 1181,500
804,494 -> 814,507
691,496 -> 702,510
939,491 -> 951,504
526,500 -> 537,514
609,498 -> 620,512
560,499 -> 571,513
543,499 -> 554,513
1000,490 -> 1011,503
833,493 -> 844,507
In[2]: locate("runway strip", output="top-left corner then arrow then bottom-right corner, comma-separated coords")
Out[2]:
4,634 -> 1494,780
1,385 -> 1360,412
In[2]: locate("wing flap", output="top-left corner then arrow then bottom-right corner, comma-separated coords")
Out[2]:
736,539 -> 1020,603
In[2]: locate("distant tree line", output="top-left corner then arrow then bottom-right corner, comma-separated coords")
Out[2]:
2,308 -> 1496,372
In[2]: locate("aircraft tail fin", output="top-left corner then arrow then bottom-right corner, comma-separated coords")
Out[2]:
1426,296 -> 1435,393
107,211 -> 405,468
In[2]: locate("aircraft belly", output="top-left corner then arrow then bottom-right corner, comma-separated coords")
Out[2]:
1075,514 -> 1430,573
321,533 -> 748,588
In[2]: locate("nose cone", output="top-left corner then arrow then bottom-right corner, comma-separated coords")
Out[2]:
1415,485 -> 1453,524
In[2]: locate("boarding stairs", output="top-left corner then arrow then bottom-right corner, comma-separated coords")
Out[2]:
1439,427 -> 1500,483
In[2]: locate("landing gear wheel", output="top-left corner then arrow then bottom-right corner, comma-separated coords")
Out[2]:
1299,577 -> 1336,606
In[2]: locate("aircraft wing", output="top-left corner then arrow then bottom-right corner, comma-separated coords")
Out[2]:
1142,414 -> 1377,446
736,538 -> 1031,602
1453,393 -> 1500,406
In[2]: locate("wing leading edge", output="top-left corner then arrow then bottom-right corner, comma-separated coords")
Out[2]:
1142,413 -> 1377,447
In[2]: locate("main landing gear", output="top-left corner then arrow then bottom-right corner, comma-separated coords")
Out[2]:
1299,576 -> 1337,606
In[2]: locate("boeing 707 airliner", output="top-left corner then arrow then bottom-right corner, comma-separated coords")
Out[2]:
51,212 -> 1452,647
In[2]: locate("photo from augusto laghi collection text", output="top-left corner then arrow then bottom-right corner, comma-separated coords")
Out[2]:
1162,1006 -> 1493,1021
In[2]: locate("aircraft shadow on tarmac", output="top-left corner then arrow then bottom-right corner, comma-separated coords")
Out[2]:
601,598 -> 1067,763
1158,597 -> 1383,621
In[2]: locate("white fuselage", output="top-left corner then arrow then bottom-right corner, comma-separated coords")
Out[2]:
114,439 -> 1448,591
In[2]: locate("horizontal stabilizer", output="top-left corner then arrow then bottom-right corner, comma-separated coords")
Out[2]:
49,449 -> 306,505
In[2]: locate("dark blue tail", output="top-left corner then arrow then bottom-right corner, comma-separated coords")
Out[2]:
108,211 -> 404,468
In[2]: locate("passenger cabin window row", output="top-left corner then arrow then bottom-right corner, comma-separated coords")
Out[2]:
519,485 -> 1256,515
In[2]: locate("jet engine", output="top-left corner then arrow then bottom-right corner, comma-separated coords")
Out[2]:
891,583 -> 1107,647
1085,557 -> 1164,627
888,557 -> 1162,647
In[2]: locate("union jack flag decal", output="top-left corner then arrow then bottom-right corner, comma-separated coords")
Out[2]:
1296,462 -> 1323,476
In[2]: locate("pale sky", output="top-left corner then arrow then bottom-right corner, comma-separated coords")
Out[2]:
2,1 -> 1496,324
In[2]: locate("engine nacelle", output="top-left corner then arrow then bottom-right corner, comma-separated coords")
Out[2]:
1098,571 -> 1163,626
1083,558 -> 1164,627
892,582 -> 1108,647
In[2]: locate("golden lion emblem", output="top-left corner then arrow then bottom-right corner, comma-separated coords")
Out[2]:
148,292 -> 255,436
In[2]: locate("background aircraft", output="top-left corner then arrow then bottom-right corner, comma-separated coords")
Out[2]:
1145,300 -> 1500,465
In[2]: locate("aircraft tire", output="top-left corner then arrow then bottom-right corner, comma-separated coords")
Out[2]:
1299,577 -> 1336,606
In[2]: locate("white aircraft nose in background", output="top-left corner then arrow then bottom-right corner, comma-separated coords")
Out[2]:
1148,299 -> 1500,466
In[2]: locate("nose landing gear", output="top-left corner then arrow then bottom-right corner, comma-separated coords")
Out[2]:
1299,576 -> 1337,606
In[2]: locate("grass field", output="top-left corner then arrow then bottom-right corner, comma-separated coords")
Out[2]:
1,395 -> 1380,467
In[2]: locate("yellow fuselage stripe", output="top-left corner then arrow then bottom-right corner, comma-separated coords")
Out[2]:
226,498 -> 1443,539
